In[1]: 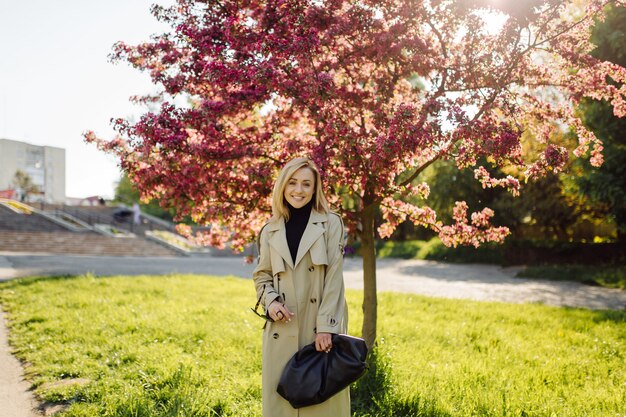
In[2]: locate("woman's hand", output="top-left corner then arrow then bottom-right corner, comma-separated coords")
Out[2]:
315,332 -> 332,353
267,300 -> 294,323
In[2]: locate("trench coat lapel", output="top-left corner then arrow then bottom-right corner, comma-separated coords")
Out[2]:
294,210 -> 327,268
267,210 -> 329,270
267,217 -> 294,270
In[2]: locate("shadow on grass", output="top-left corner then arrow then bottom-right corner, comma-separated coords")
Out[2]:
351,347 -> 451,417
590,308 -> 626,324
0,274 -> 84,289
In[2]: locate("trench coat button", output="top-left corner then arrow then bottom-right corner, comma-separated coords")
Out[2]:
272,333 -> 279,339
308,266 -> 314,272
330,318 -> 336,325
310,298 -> 317,303
313,327 -> 317,333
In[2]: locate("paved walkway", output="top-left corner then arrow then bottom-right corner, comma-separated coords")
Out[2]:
2,252 -> 624,310
1,252 -> 625,416
0,309 -> 41,417
344,258 -> 626,310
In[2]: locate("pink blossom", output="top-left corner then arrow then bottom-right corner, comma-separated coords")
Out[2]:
85,0 -> 621,251
474,167 -> 521,196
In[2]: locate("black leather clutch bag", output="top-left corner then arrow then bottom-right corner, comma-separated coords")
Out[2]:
277,334 -> 368,408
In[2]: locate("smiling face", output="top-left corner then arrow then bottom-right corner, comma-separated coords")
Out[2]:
284,167 -> 315,209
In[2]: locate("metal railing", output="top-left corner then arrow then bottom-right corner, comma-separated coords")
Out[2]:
57,204 -> 178,236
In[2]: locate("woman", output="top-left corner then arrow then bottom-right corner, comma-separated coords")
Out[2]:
253,157 -> 349,417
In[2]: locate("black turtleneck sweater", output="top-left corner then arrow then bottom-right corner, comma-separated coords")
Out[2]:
285,200 -> 313,263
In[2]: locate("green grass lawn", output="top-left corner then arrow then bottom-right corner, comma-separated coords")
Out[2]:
517,264 -> 626,290
1,274 -> 625,417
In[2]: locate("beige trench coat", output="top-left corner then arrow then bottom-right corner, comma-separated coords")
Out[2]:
253,210 -> 350,417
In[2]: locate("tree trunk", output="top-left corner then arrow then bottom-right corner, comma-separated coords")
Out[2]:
360,201 -> 377,349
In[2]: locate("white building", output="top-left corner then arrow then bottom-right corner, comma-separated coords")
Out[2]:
0,138 -> 66,203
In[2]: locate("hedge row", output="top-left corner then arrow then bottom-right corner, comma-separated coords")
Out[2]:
349,238 -> 626,266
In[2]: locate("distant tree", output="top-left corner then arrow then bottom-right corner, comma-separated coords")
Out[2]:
114,174 -> 175,221
11,170 -> 39,202
518,173 -> 584,239
114,174 -> 140,205
420,159 -> 516,226
86,0 -> 626,347
421,159 -> 586,241
576,5 -> 626,240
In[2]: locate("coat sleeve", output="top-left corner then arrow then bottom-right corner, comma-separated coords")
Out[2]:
252,225 -> 281,310
316,213 -> 347,334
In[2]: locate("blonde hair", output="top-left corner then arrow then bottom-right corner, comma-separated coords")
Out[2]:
271,157 -> 329,220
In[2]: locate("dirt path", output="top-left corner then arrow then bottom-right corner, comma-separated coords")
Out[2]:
0,309 -> 42,417
342,258 -> 626,310
2,253 -> 625,310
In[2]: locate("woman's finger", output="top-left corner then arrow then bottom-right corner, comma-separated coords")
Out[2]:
280,305 -> 292,322
270,304 -> 291,322
281,305 -> 294,320
268,300 -> 280,321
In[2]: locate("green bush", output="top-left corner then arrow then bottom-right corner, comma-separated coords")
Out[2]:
350,237 -> 504,264
503,239 -> 625,265
377,240 -> 427,259
352,237 -> 624,268
419,238 -> 504,264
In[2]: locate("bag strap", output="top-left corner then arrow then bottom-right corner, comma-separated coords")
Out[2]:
255,222 -> 270,260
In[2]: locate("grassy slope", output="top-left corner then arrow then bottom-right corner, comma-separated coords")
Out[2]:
518,264 -> 626,290
1,274 -> 625,417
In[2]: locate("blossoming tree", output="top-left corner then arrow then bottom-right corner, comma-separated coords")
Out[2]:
86,0 -> 626,347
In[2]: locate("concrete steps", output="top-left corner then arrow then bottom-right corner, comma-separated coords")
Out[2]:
0,231 -> 180,257
49,205 -> 177,237
0,205 -> 68,232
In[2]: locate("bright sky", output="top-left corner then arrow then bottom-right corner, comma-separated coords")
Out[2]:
0,1 -> 173,199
